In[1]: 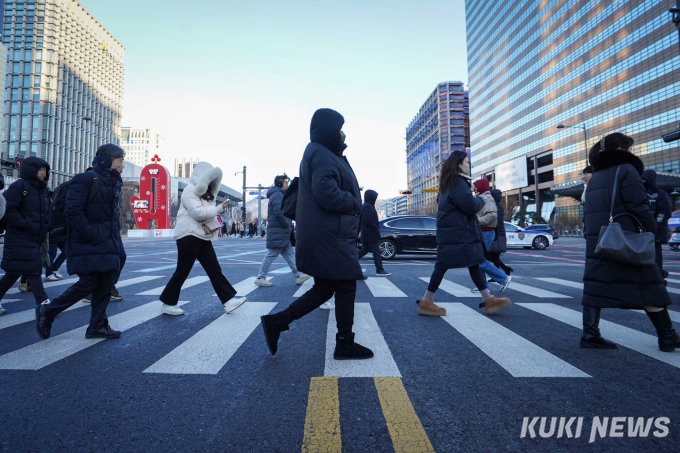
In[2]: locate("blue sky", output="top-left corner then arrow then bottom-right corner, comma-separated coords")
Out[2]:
83,0 -> 469,199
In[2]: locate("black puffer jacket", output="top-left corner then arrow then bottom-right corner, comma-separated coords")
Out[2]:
583,151 -> 670,309
489,189 -> 507,254
295,108 -> 363,281
1,157 -> 50,275
641,169 -> 672,244
65,164 -> 122,275
265,185 -> 292,249
435,175 -> 485,270
360,190 -> 381,243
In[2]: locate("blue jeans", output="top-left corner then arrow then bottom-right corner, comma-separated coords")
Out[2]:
479,230 -> 507,288
258,246 -> 300,278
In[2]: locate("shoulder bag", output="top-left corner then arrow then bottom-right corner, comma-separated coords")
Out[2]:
594,166 -> 655,266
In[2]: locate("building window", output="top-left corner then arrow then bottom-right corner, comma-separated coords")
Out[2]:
34,62 -> 40,74
25,49 -> 32,60
33,75 -> 39,87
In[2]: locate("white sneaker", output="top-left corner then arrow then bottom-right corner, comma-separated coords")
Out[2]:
17,283 -> 27,293
320,301 -> 335,310
0,304 -> 5,315
54,272 -> 64,280
295,273 -> 311,285
471,288 -> 480,293
500,275 -> 512,292
45,274 -> 59,282
161,304 -> 185,316
254,278 -> 273,287
224,296 -> 247,314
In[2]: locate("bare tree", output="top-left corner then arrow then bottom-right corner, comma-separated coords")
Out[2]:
119,182 -> 138,233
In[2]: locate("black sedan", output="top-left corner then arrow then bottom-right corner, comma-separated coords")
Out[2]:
523,224 -> 560,239
360,215 -> 437,260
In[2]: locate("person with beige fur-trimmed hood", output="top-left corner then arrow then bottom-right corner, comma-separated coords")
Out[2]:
159,162 -> 246,316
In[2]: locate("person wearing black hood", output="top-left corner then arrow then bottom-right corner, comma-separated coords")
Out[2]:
36,144 -> 126,340
641,169 -> 672,281
358,189 -> 389,277
261,108 -> 373,360
0,157 -> 51,316
488,188 -> 513,276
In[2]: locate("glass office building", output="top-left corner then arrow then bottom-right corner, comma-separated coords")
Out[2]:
466,0 -> 680,226
2,0 -> 124,186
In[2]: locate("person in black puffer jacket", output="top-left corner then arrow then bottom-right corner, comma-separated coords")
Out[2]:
261,108 -> 373,361
581,133 -> 678,352
357,189 -> 389,277
0,157 -> 51,314
36,144 -> 126,340
641,169 -> 672,281
488,188 -> 513,276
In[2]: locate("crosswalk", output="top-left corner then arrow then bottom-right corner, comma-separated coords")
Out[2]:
2,272 -> 680,378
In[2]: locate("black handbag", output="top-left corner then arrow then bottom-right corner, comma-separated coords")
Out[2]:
594,165 -> 655,266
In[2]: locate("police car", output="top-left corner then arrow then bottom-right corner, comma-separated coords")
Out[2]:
668,211 -> 680,251
504,222 -> 553,250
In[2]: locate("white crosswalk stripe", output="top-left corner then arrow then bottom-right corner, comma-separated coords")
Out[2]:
0,300 -> 190,370
505,282 -> 571,298
534,277 -> 583,290
419,277 -> 477,298
665,286 -> 680,296
293,277 -> 335,303
438,303 -> 589,378
212,276 -> 273,297
137,276 -> 209,296
1,299 -> 22,304
324,303 -> 401,378
114,275 -> 165,288
629,308 -> 680,324
518,303 -> 680,370
363,278 -> 407,297
144,302 -> 276,374
6,277 -> 79,295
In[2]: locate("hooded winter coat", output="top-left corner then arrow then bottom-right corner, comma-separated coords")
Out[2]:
65,161 -> 123,275
1,157 -> 50,275
583,151 -> 671,309
641,169 -> 672,244
266,185 -> 292,249
435,174 -> 486,270
174,162 -> 225,242
360,189 -> 381,243
489,189 -> 507,254
295,108 -> 363,281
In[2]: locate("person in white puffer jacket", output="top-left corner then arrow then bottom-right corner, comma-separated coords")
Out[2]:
159,162 -> 246,316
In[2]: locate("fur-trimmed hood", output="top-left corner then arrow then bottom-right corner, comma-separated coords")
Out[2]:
189,162 -> 223,197
593,150 -> 644,175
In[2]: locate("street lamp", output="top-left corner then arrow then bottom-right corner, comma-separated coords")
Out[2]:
557,123 -> 588,164
82,116 -> 101,148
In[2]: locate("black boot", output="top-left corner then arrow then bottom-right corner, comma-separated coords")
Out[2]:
645,308 -> 680,352
35,304 -> 53,340
333,332 -> 374,360
580,306 -> 617,349
260,311 -> 290,355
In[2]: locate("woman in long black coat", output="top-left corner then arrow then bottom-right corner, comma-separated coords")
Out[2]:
582,133 -> 678,352
0,157 -> 51,313
417,150 -> 511,316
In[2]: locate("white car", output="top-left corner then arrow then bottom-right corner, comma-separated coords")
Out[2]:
504,222 -> 553,250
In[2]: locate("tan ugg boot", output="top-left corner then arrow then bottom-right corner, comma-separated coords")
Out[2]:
417,299 -> 446,316
483,296 -> 512,315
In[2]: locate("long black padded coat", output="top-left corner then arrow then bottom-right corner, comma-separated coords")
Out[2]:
359,190 -> 381,243
65,164 -> 122,275
295,108 -> 363,281
1,157 -> 50,275
265,185 -> 292,249
435,174 -> 486,270
582,150 -> 671,309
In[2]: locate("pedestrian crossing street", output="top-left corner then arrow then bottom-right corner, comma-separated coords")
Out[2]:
1,272 -> 680,376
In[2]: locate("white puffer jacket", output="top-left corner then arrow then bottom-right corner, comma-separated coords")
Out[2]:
174,162 -> 225,242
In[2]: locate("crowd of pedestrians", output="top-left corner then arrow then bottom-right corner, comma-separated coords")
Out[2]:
0,113 -> 678,360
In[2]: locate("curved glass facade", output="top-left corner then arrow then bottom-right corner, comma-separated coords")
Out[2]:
466,0 -> 680,223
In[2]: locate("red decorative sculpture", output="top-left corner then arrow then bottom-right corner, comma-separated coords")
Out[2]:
130,160 -> 172,230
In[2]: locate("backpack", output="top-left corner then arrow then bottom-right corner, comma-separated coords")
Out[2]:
281,176 -> 298,220
50,171 -> 100,230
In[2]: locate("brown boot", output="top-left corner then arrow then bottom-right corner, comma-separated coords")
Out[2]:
482,296 -> 512,315
417,299 -> 446,316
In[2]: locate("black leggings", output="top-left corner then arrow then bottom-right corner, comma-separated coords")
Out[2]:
428,265 -> 486,293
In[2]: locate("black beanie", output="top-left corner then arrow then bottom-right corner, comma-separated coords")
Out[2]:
96,143 -> 125,159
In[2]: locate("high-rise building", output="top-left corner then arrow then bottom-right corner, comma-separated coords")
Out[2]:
174,157 -> 199,179
466,0 -> 680,226
406,81 -> 469,215
121,127 -> 162,168
377,195 -> 408,219
2,0 -> 124,186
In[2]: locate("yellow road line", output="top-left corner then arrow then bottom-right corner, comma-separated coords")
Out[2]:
302,377 -> 341,453
375,377 -> 435,453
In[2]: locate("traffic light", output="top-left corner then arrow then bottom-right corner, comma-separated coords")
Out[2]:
1,159 -> 13,168
399,190 -> 412,195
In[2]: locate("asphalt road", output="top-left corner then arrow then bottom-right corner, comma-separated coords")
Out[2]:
1,236 -> 680,452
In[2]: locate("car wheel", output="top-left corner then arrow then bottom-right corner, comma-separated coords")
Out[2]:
533,236 -> 549,250
379,239 -> 397,260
